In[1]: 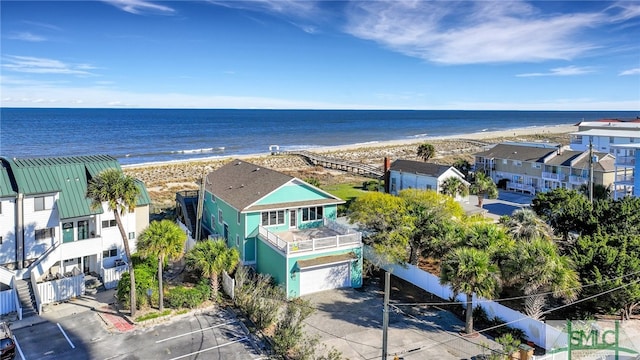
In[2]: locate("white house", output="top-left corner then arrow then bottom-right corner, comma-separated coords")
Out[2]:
610,143 -> 640,199
570,120 -> 640,153
0,155 -> 150,316
385,159 -> 469,201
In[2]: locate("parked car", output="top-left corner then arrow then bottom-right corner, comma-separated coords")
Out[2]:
0,322 -> 15,360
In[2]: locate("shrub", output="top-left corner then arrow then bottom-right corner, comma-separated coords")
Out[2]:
116,267 -> 158,309
166,283 -> 209,309
272,298 -> 315,357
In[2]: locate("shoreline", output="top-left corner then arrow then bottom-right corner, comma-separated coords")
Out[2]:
123,123 -> 577,169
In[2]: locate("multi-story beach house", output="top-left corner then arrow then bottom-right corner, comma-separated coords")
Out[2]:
569,119 -> 640,153
0,155 -> 150,317
610,143 -> 640,199
384,159 -> 469,202
474,143 -> 618,195
199,159 -> 362,298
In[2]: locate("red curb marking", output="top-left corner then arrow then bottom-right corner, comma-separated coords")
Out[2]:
101,311 -> 135,332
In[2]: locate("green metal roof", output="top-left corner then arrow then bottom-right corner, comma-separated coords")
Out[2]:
1,155 -> 150,219
0,160 -> 16,197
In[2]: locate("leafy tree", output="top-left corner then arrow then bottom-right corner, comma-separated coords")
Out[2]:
417,142 -> 436,161
464,222 -> 515,266
87,168 -> 141,316
399,189 -> 466,264
469,172 -> 498,208
440,247 -> 500,334
305,177 -> 321,188
185,238 -> 240,300
440,176 -> 469,199
578,183 -> 611,201
349,192 -> 413,264
452,158 -> 473,180
502,208 -> 553,242
571,232 -> 640,319
137,220 -> 187,311
531,189 -> 593,243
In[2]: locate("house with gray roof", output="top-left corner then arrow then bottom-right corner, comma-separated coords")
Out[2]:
385,159 -> 469,201
200,159 -> 362,298
0,155 -> 150,317
474,143 -> 619,195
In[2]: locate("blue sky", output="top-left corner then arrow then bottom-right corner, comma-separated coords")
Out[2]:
1,0 -> 639,110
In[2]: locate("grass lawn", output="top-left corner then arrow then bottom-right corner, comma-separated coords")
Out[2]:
323,182 -> 369,203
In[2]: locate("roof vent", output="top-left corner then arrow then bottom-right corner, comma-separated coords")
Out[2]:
236,161 -> 241,165
255,167 -> 260,171
229,186 -> 233,189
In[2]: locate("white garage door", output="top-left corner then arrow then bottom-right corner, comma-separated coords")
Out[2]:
299,262 -> 351,296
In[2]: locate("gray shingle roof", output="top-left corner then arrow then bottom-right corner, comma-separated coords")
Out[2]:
389,160 -> 455,177
474,143 -> 558,162
206,159 -> 342,211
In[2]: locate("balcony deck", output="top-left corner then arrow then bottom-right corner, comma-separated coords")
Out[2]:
258,219 -> 361,255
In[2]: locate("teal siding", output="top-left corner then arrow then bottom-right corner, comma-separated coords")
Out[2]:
256,239 -> 287,288
203,193 -> 246,258
244,238 -> 256,262
255,183 -> 332,205
286,247 -> 363,298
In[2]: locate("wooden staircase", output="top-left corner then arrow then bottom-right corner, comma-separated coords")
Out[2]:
15,279 -> 37,318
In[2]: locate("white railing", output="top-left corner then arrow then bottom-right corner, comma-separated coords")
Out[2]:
569,175 -> 588,185
222,270 -> 235,300
36,270 -> 84,305
507,183 -> 536,194
615,174 -> 635,183
259,224 -> 362,255
542,172 -> 565,181
101,264 -> 129,290
0,268 -> 20,318
615,156 -> 636,167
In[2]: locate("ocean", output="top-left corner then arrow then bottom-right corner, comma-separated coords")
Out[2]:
0,108 -> 637,166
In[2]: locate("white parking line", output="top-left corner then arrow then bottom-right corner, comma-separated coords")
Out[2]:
155,320 -> 237,344
168,337 -> 248,360
13,335 -> 26,360
57,323 -> 75,349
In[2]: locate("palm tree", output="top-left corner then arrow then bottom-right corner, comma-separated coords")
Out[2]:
469,172 -> 498,208
440,176 -> 469,199
503,208 -> 553,242
440,247 -> 500,334
417,143 -> 436,161
137,220 -> 187,311
185,238 -> 240,301
87,168 -> 140,316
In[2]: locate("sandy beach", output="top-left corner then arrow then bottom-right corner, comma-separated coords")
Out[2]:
124,124 -> 577,209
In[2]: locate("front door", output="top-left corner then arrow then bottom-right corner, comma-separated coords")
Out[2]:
83,256 -> 90,274
77,220 -> 88,240
289,210 -> 297,229
62,222 -> 74,243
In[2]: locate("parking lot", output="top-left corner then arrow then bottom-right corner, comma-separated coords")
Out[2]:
302,284 -> 501,360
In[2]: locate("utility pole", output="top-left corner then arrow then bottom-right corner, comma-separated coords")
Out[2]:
195,175 -> 205,241
589,139 -> 594,204
382,271 -> 390,360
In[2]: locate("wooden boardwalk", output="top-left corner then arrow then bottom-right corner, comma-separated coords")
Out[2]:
284,150 -> 384,179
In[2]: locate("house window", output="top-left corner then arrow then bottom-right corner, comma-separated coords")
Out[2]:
102,249 -> 117,258
211,215 -> 215,227
610,137 -> 615,143
218,209 -> 223,224
237,212 -> 241,225
513,160 -> 522,167
631,138 -> 636,143
34,195 -> 54,211
502,159 -> 507,164
35,228 -> 55,241
532,163 -> 541,169
261,210 -> 285,226
426,185 -> 432,190
210,193 -> 215,202
236,234 -> 240,247
102,219 -> 117,228
128,232 -> 135,240
302,207 -> 323,222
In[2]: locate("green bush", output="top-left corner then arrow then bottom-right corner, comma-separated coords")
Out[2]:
167,285 -> 205,309
116,267 -> 158,309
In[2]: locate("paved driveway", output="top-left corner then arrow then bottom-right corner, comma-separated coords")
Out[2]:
468,190 -> 534,221
303,284 -> 501,360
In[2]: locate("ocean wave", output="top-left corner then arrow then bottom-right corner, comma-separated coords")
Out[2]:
408,133 -> 428,138
172,147 -> 225,154
120,147 -> 225,159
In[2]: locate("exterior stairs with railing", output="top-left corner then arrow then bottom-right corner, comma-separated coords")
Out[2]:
15,279 -> 37,318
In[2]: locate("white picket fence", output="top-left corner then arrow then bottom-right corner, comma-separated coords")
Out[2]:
101,264 -> 129,290
36,273 -> 85,305
364,246 -> 563,350
222,270 -> 235,300
0,268 -> 21,318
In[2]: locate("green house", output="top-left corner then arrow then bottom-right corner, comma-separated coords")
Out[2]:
201,159 -> 362,298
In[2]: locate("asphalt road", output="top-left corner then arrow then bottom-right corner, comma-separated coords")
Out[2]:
13,308 -> 261,360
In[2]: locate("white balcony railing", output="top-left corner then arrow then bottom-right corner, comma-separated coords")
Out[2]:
569,175 -> 589,185
615,156 -> 636,167
258,221 -> 362,255
615,174 -> 635,184
542,172 -> 565,181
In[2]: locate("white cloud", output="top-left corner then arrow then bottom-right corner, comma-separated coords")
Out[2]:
2,55 -> 97,76
516,66 -> 596,77
101,0 -> 175,15
619,67 -> 640,76
342,1 -> 621,64
7,32 -> 47,42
